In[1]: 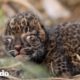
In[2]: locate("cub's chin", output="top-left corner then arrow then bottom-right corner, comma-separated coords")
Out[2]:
15,55 -> 31,62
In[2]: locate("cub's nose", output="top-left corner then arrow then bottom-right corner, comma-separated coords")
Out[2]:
14,45 -> 22,51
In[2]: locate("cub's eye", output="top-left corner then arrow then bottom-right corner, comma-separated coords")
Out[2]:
3,36 -> 14,44
26,36 -> 31,41
25,35 -> 36,42
6,38 -> 12,43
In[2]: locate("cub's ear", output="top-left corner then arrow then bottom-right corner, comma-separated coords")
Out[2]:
36,22 -> 47,42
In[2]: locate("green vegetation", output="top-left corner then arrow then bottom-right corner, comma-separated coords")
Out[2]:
0,57 -> 52,79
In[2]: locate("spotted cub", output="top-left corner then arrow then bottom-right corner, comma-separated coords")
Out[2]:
3,12 -> 80,77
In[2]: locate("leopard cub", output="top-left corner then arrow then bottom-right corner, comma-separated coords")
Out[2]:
3,12 -> 80,77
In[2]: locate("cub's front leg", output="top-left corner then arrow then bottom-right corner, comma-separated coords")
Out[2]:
44,51 -> 73,77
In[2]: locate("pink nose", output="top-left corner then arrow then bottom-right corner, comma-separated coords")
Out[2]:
14,45 -> 22,51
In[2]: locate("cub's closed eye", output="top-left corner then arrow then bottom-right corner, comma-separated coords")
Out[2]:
3,37 -> 12,45
3,36 -> 14,43
7,38 -> 12,43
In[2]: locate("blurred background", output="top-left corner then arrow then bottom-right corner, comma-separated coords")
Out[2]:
1,0 -> 80,29
0,0 -> 80,80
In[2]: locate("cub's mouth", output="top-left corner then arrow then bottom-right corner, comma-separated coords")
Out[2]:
8,47 -> 33,57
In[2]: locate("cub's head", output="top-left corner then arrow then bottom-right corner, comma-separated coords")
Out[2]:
4,12 -> 47,63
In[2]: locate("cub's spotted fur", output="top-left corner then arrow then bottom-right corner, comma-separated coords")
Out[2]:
4,12 -> 80,77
